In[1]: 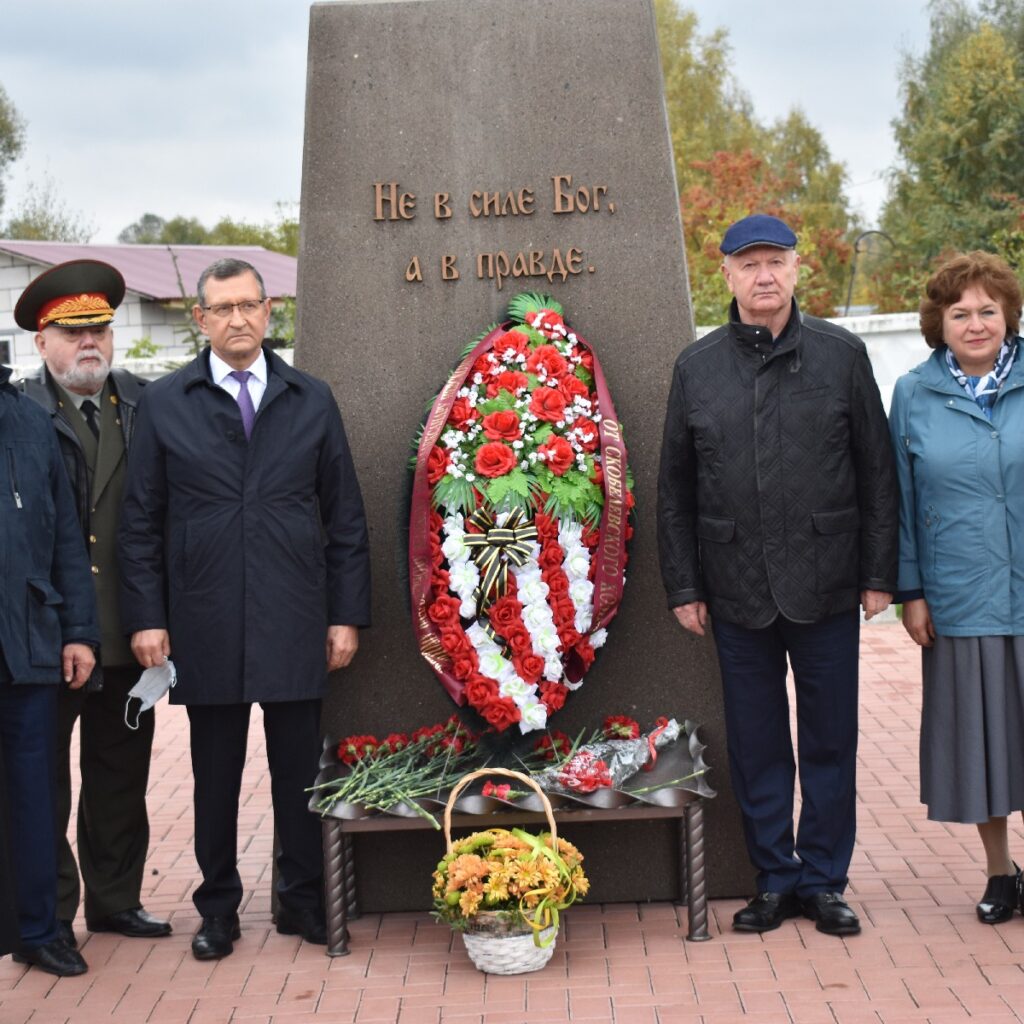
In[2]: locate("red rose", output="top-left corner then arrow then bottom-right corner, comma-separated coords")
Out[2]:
431,569 -> 450,594
558,374 -> 591,403
427,445 -> 449,484
572,417 -> 600,453
516,652 -> 545,685
506,627 -> 533,657
538,436 -> 574,475
574,346 -> 594,371
428,595 -> 461,625
528,309 -> 567,339
539,681 -> 569,711
465,673 -> 499,707
488,595 -> 524,633
429,509 -> 443,534
582,526 -> 600,549
539,544 -> 564,572
482,410 -> 522,442
474,441 -> 517,478
481,697 -> 520,732
487,370 -> 529,399
530,387 -> 567,424
526,344 -> 569,380
493,329 -> 530,359
439,626 -> 470,656
574,639 -> 596,669
533,511 -> 559,543
451,650 -> 478,681
545,572 -> 569,597
448,396 -> 478,430
473,352 -> 498,376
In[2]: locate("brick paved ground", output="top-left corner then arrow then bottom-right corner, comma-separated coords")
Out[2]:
2,622 -> 1023,1023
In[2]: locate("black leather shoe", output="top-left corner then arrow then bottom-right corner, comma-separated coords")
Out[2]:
191,916 -> 240,960
802,892 -> 861,935
976,864 -> 1021,924
57,919 -> 77,948
88,906 -> 172,938
13,939 -> 88,977
275,905 -> 328,944
732,892 -> 801,932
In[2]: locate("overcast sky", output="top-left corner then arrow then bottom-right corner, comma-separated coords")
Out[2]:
0,0 -> 932,244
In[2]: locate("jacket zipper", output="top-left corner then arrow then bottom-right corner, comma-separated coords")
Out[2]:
6,448 -> 22,508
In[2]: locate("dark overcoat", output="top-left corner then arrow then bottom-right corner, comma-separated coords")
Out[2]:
118,347 -> 371,705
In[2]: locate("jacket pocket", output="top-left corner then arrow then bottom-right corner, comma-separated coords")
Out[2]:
812,507 -> 860,594
26,577 -> 63,668
697,514 -> 738,598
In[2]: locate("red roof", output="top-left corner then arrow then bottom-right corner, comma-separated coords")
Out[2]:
0,241 -> 297,302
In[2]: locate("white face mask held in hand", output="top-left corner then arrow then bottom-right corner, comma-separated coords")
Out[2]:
124,660 -> 177,730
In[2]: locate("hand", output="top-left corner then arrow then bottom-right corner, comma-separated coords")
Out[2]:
327,624 -> 359,671
901,598 -> 935,647
131,629 -> 171,669
62,643 -> 95,689
672,601 -> 708,637
861,589 -> 893,621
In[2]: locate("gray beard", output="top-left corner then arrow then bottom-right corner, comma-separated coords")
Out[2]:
54,353 -> 111,393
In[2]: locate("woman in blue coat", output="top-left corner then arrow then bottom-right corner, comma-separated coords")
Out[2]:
890,250 -> 1024,924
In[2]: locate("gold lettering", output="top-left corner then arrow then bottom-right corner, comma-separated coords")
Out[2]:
434,192 -> 452,219
510,252 -> 529,278
552,174 -> 574,214
374,181 -> 416,221
405,256 -> 423,282
441,254 -> 460,280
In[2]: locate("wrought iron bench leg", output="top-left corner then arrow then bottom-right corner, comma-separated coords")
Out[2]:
684,800 -> 710,941
324,819 -> 350,956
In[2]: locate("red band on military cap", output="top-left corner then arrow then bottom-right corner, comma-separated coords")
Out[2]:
38,292 -> 115,331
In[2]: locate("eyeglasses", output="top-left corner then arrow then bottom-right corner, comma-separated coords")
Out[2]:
201,300 -> 266,319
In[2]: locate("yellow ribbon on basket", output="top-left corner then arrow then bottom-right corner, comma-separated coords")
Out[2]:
463,508 -> 537,614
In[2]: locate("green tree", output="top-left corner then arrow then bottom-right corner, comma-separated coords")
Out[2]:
4,174 -> 94,242
873,2 -> 1024,308
0,83 -> 25,218
118,213 -> 168,244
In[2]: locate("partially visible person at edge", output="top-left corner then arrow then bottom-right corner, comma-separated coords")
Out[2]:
890,250 -> 1024,925
14,260 -> 169,953
0,359 -> 98,976
118,258 -> 371,961
657,213 -> 899,937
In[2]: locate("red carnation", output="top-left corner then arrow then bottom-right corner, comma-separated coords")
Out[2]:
538,436 -> 574,475
604,715 -> 641,740
530,387 -> 567,424
427,445 -> 449,484
338,734 -> 378,765
482,409 -> 522,442
475,441 -> 517,478
526,344 -> 568,380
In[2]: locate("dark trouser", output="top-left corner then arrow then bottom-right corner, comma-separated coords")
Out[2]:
0,676 -> 58,948
56,665 -> 155,923
712,609 -> 860,897
187,699 -> 324,919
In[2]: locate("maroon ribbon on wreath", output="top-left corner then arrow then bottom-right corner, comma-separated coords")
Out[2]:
409,321 -> 630,705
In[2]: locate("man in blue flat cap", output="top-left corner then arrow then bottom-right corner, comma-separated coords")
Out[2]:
657,214 -> 898,936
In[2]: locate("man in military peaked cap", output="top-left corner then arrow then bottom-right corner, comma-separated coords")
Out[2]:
15,260 -> 170,953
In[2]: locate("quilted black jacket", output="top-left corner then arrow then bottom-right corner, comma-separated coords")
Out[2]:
657,300 -> 898,628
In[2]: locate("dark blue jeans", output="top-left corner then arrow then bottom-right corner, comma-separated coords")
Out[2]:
712,609 -> 860,897
0,676 -> 58,947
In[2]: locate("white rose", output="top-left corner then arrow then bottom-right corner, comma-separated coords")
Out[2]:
569,578 -> 594,607
518,699 -> 548,733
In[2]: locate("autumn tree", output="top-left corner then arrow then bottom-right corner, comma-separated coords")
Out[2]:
872,1 -> 1024,309
4,174 -> 94,242
655,0 -> 855,322
0,83 -> 24,219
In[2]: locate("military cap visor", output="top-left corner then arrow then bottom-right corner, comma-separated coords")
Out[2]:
14,259 -> 126,332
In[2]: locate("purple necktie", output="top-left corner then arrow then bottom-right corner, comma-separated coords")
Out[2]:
229,370 -> 256,439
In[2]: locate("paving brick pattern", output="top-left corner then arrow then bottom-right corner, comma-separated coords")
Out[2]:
3,623 -> 1023,1023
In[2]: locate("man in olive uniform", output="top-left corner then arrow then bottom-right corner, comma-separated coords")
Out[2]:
15,261 -> 170,946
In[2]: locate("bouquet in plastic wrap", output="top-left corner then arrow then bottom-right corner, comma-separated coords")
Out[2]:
532,717 -> 682,795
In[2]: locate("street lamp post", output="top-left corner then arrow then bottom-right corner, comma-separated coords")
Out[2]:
844,230 -> 896,316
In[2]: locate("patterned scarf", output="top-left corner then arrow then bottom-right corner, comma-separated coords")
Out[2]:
944,339 -> 1015,420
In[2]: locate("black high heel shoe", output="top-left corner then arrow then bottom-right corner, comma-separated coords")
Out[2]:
976,863 -> 1021,924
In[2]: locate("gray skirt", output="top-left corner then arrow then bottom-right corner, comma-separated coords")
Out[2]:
920,634 -> 1024,823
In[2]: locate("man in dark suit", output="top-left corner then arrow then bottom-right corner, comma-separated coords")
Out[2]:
14,260 -> 170,948
119,258 -> 371,960
657,215 -> 898,937
0,359 -> 98,976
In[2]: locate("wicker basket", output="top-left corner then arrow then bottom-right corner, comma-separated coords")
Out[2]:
443,768 -> 560,974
